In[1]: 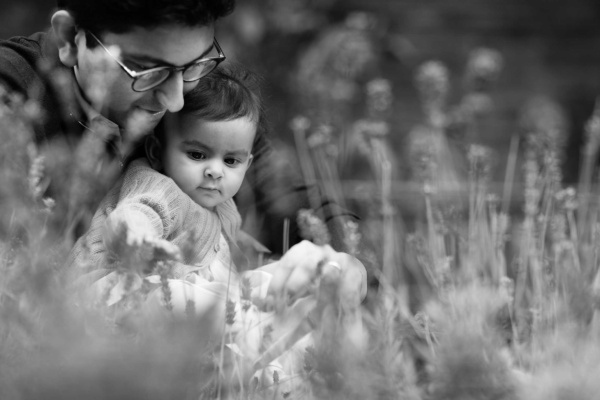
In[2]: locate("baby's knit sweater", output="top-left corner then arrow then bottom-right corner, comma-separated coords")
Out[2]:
68,158 -> 242,278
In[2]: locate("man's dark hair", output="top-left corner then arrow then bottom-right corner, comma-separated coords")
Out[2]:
57,0 -> 235,34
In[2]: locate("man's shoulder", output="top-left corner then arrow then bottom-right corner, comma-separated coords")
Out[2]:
126,158 -> 163,178
0,31 -> 50,93
0,32 -> 46,55
123,158 -> 180,192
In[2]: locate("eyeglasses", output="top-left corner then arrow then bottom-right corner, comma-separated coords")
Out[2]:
86,31 -> 226,92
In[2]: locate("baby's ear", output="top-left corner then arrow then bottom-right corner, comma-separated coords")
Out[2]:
51,11 -> 79,67
145,135 -> 163,170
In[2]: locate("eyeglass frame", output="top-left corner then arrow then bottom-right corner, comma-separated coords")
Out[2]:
85,30 -> 226,92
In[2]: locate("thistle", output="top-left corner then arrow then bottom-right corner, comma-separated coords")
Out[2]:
158,261 -> 173,312
407,125 -> 438,187
307,124 -> 333,150
27,144 -> 46,202
342,219 -> 362,257
467,144 -> 494,185
415,60 -> 449,127
366,78 -> 393,120
296,208 -> 331,246
464,47 -> 504,92
225,299 -> 236,326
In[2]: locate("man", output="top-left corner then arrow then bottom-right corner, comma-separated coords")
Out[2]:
0,0 -> 232,146
0,0 -> 367,303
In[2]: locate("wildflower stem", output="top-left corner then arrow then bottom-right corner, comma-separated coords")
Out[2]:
217,256 -> 237,399
502,134 -> 520,215
381,156 -> 398,287
292,119 -> 321,212
283,218 -> 290,254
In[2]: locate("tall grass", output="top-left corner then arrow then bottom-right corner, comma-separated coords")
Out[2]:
3,37 -> 600,400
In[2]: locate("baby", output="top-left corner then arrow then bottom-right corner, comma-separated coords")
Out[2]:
69,63 -> 366,390
69,63 -> 261,283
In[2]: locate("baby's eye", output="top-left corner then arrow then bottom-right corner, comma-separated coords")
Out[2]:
224,158 -> 241,166
187,151 -> 206,160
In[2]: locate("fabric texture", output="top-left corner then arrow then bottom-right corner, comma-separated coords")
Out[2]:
68,158 -> 242,277
0,30 -> 83,143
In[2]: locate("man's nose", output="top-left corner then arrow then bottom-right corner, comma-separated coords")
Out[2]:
155,71 -> 185,112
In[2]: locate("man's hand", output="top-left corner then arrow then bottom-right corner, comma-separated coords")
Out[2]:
261,240 -> 367,310
252,240 -> 368,370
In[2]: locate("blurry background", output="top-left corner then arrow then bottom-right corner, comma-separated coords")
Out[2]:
4,0 -> 600,184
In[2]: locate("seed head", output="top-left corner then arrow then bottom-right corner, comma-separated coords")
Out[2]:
290,115 -> 311,134
554,187 -> 577,211
407,125 -> 438,184
467,144 -> 494,183
584,98 -> 600,156
330,30 -> 375,79
307,124 -> 333,148
415,61 -> 449,111
344,11 -> 377,31
297,208 -> 331,245
465,47 -> 504,91
460,92 -> 494,117
520,96 -> 569,156
226,299 -> 236,325
27,144 -> 45,201
342,220 -> 362,256
366,78 -> 393,119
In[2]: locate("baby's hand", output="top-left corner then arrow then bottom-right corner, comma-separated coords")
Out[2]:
104,214 -> 182,265
142,236 -> 182,261
123,225 -> 150,248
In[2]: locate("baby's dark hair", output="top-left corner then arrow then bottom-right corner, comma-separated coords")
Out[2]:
57,0 -> 235,35
125,64 -> 267,167
156,63 -> 265,147
183,63 -> 262,124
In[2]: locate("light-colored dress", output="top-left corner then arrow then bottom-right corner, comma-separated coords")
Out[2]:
93,232 -> 309,394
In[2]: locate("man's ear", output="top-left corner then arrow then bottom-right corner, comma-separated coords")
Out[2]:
145,135 -> 163,171
51,10 -> 79,67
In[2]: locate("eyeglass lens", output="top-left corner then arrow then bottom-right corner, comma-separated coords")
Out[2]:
132,59 -> 220,91
182,60 -> 218,81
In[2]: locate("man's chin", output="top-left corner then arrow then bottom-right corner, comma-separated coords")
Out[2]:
123,108 -> 167,138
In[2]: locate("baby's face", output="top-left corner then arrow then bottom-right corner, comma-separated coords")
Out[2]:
161,115 -> 255,210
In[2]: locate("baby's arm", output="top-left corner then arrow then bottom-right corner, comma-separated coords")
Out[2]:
103,195 -> 182,263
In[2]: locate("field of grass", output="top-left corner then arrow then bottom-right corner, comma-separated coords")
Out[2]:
3,16 -> 600,400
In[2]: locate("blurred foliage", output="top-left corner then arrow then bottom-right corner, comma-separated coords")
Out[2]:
4,0 -> 600,183
4,2 -> 600,398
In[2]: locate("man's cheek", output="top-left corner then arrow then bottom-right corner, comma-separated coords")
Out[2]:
182,81 -> 200,96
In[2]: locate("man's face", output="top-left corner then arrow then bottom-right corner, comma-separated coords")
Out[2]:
160,115 -> 255,210
74,24 -> 215,133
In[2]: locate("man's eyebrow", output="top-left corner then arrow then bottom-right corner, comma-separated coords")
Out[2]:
124,42 -> 215,67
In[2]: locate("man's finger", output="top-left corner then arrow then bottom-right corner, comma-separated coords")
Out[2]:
267,241 -> 326,296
